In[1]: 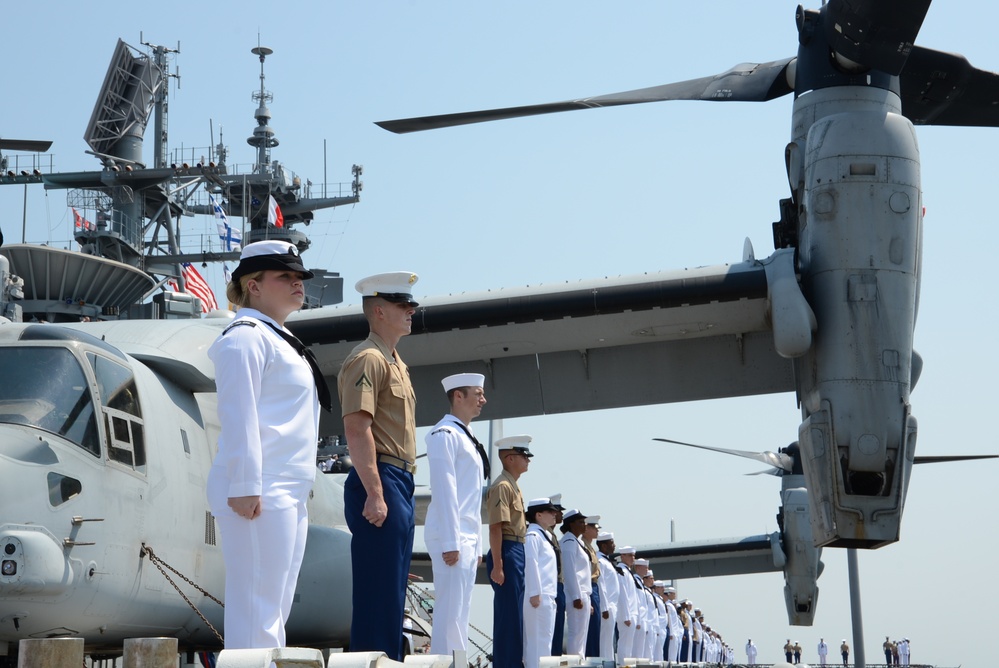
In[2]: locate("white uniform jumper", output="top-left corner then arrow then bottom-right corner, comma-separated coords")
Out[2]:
652,594 -> 667,661
523,524 -> 558,668
667,600 -> 683,663
630,577 -> 649,659
207,309 -> 320,649
616,566 -> 638,660
558,531 -> 593,657
423,415 -> 485,654
595,553 -> 620,660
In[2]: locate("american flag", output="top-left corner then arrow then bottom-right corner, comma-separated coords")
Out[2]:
178,262 -> 219,313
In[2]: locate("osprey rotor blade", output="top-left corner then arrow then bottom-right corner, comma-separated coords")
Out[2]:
913,454 -> 999,465
824,0 -> 932,75
652,437 -> 793,472
746,467 -> 784,477
376,58 -> 794,134
899,46 -> 999,127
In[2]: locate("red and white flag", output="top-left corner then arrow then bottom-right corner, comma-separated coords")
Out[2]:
72,207 -> 94,231
267,195 -> 284,228
178,262 -> 219,313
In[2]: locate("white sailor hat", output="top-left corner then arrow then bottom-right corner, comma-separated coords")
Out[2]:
441,373 -> 485,392
654,580 -> 665,588
231,240 -> 313,282
635,558 -> 649,567
355,271 -> 420,306
619,546 -> 636,555
495,434 -> 534,457
597,531 -> 614,542
664,586 -> 676,593
563,509 -> 587,523
585,514 -> 601,525
527,497 -> 557,512
646,569 -> 655,577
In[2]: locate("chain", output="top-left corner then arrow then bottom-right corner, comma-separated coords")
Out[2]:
405,582 -> 493,661
141,543 -> 224,645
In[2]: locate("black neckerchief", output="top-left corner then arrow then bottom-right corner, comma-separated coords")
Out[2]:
600,551 -> 625,576
540,527 -> 562,575
263,321 -> 333,412
449,420 -> 491,480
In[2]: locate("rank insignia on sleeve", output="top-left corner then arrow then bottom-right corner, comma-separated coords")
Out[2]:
354,372 -> 373,391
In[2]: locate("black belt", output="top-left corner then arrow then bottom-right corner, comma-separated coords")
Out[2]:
377,454 -> 417,474
502,534 -> 525,544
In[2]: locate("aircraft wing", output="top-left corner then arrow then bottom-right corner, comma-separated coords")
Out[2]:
408,532 -> 784,585
290,260 -> 795,433
639,533 -> 785,579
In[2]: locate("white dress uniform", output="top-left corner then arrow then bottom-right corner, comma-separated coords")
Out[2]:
667,600 -> 683,663
558,531 -> 593,656
424,413 -> 485,654
817,640 -> 828,665
524,523 -> 558,668
596,553 -> 620,659
616,565 -> 638,661
629,573 -> 648,659
643,588 -> 658,660
692,616 -> 704,661
652,593 -> 667,661
631,573 -> 656,659
746,640 -> 759,665
207,308 -> 320,649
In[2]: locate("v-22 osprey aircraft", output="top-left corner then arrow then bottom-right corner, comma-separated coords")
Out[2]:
0,317 -> 353,653
355,0 -> 999,550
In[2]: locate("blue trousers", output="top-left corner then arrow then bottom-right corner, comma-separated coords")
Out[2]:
344,463 -> 415,661
486,541 -> 524,668
552,581 -> 566,655
680,631 -> 689,662
586,584 -> 601,658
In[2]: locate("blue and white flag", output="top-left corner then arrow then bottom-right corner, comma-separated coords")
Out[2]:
211,194 -> 241,252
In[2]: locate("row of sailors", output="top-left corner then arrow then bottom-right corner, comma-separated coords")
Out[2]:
520,497 -> 734,668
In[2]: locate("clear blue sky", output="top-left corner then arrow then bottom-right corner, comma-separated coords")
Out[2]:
3,2 -> 997,665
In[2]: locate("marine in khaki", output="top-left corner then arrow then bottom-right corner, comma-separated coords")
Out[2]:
337,331 -> 417,465
487,468 -> 527,539
485,435 -> 533,668
338,271 -> 420,662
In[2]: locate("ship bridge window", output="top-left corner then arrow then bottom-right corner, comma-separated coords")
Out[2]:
88,353 -> 145,472
0,346 -> 100,456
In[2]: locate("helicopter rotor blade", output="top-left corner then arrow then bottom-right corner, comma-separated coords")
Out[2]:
376,57 -> 795,134
652,437 -> 793,472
